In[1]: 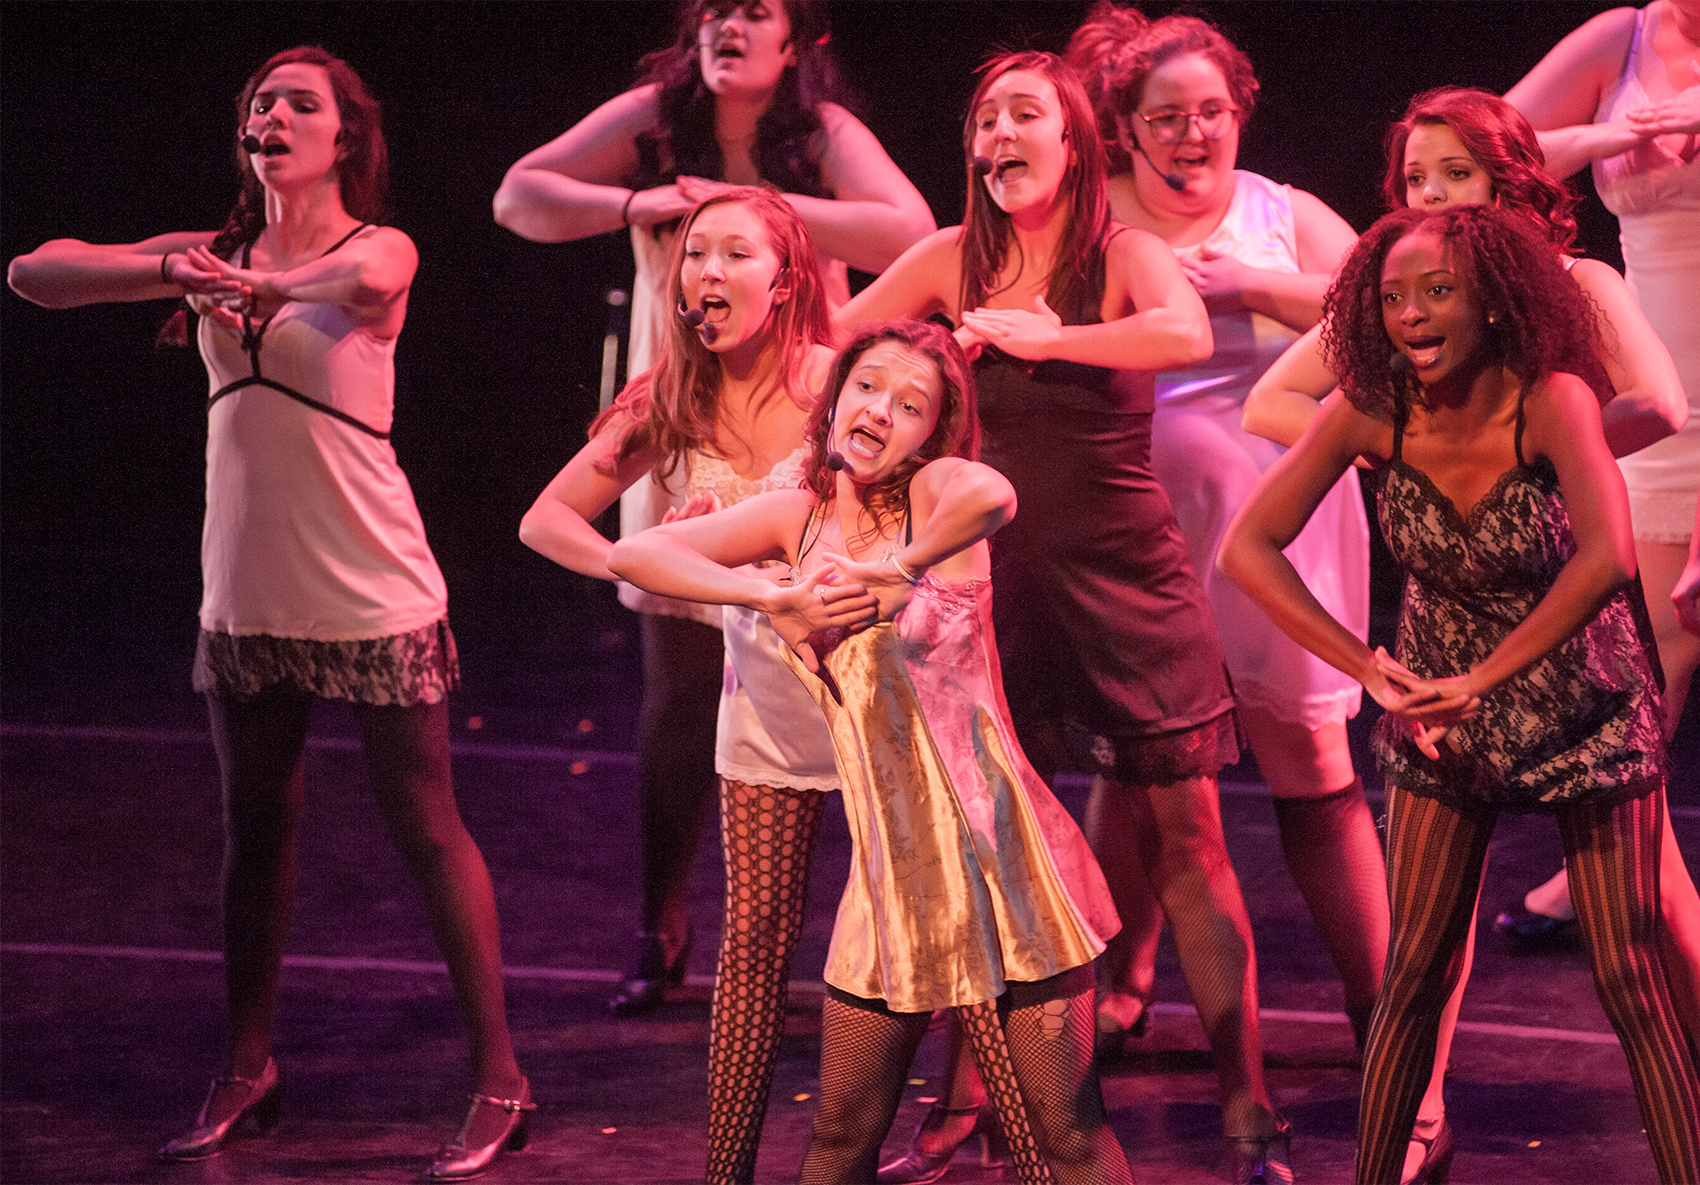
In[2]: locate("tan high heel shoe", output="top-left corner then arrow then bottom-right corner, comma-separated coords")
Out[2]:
426,1077 -> 536,1180
157,1057 -> 282,1161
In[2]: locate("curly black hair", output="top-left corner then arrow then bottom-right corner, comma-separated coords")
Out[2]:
1321,204 -> 1611,426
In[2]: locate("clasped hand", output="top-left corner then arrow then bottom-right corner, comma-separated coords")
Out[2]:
172,245 -> 283,333
1367,646 -> 1482,761
957,296 -> 1063,361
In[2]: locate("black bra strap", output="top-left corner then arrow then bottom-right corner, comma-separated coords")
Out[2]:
220,225 -> 385,437
1513,386 -> 1529,468
208,376 -> 390,440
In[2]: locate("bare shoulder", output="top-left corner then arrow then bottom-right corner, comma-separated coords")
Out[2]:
1522,371 -> 1605,453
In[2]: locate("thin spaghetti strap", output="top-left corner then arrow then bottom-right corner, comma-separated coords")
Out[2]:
322,223 -> 372,256
1514,387 -> 1528,469
795,499 -> 825,569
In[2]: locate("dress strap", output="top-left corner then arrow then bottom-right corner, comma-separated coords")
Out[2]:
214,224 -> 387,439
1513,385 -> 1529,469
794,499 -> 826,573
1391,411 -> 1405,463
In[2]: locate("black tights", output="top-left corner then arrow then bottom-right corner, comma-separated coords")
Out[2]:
209,690 -> 520,1099
796,988 -> 1132,1185
705,779 -> 826,1185
634,614 -> 722,947
1359,783 -> 1700,1184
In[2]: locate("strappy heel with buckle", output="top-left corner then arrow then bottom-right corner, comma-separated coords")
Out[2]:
426,1077 -> 537,1181
157,1057 -> 283,1161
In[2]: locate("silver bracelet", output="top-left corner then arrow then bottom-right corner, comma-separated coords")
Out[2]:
890,554 -> 921,585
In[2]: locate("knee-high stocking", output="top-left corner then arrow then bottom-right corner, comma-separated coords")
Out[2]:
1272,781 -> 1390,1045
1103,774 -> 1271,1134
797,998 -> 931,1185
705,779 -> 825,1185
1560,787 -> 1700,1184
1357,787 -> 1492,1184
1000,989 -> 1134,1185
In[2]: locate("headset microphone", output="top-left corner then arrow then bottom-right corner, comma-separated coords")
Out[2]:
1390,351 -> 1416,382
240,133 -> 263,154
971,155 -> 995,177
678,301 -> 718,344
1134,140 -> 1186,192
825,453 -> 845,471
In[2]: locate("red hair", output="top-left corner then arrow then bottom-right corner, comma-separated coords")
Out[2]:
960,52 -> 1111,320
1382,87 -> 1579,254
1068,4 -> 1258,176
591,186 -> 831,480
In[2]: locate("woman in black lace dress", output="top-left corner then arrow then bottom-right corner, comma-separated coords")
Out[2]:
1222,203 -> 1700,1184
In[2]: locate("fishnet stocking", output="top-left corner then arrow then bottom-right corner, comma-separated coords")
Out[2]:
705,779 -> 825,1185
958,1000 -> 1054,1185
1001,990 -> 1134,1185
797,998 -> 931,1185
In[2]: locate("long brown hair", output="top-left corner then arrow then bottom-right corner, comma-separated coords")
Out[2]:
798,319 -> 978,534
1381,86 -> 1579,254
959,52 -> 1111,321
161,47 -> 389,347
592,186 -> 831,479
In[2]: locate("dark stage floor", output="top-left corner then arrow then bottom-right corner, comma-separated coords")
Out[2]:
4,681 -> 1697,1184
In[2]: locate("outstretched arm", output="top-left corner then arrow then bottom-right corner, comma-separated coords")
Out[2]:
1569,257 -> 1689,456
183,226 -> 417,337
9,231 -> 216,309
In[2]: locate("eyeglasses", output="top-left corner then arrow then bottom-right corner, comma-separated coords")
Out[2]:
1137,105 -> 1239,145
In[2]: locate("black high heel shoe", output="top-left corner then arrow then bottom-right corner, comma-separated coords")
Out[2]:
1403,1116 -> 1454,1185
876,1103 -> 1005,1184
426,1077 -> 536,1181
1225,1117 -> 1294,1185
609,928 -> 691,1016
157,1057 -> 283,1161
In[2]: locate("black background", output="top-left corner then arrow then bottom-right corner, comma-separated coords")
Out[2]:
1,2 -> 1630,740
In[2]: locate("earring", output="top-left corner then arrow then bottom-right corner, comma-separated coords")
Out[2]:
1487,311 -> 1498,324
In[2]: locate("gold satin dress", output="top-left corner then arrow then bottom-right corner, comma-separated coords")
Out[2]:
782,574 -> 1120,1013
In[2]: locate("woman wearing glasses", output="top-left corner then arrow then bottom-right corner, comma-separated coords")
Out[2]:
1067,3 -> 1385,1069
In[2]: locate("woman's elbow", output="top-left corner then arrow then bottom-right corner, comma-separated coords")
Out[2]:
8,256 -> 65,307
605,538 -> 637,582
491,177 -> 528,234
